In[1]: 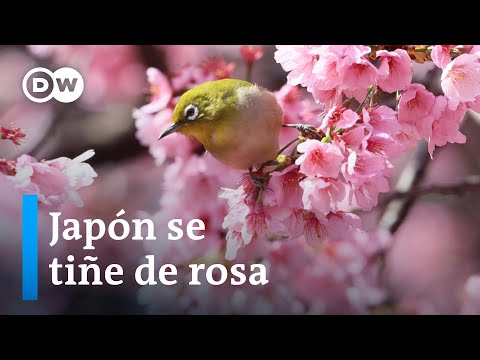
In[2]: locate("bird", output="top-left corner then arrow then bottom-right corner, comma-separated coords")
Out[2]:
158,78 -> 284,171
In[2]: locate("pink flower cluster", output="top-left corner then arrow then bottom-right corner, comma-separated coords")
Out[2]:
275,45 -> 412,106
217,44 -> 479,266
275,45 -> 480,158
221,103 -> 401,263
0,149 -> 97,210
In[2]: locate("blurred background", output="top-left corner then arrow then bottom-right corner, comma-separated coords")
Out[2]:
1,45 -> 480,314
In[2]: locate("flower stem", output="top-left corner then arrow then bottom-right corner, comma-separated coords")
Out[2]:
356,85 -> 375,113
246,63 -> 253,82
370,89 -> 376,108
277,137 -> 300,155
321,127 -> 331,142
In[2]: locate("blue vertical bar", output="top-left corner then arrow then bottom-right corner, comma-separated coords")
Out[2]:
22,194 -> 38,300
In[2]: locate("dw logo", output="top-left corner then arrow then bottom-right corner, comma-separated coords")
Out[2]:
22,67 -> 84,103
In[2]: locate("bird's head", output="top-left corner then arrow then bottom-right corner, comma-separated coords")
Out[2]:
158,78 -> 253,141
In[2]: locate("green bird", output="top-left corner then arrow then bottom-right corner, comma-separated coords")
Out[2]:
159,78 -> 284,170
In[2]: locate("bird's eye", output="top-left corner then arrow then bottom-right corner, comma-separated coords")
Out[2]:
184,104 -> 199,121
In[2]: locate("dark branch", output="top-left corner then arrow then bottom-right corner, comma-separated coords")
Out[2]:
385,175 -> 480,201
29,104 -> 69,159
379,141 -> 430,234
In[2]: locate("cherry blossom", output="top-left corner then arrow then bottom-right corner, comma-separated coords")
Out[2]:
0,150 -> 97,210
376,49 -> 413,93
0,126 -> 26,145
296,140 -> 344,178
428,96 -> 467,157
441,53 -> 480,109
398,83 -> 436,142
431,45 -> 454,69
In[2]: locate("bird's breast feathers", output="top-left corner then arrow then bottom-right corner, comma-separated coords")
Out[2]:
204,85 -> 284,169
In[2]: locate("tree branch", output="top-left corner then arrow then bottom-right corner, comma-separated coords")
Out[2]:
377,65 -> 442,234
385,175 -> 480,201
379,141 -> 430,234
29,103 -> 69,159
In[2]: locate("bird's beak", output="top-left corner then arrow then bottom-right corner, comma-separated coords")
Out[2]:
158,122 -> 184,140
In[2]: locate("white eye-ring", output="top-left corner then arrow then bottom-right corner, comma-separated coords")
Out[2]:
184,104 -> 199,121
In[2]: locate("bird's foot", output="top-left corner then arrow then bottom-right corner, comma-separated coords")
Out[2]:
283,124 -> 323,140
248,174 -> 270,205
250,174 -> 269,189
248,167 -> 270,189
